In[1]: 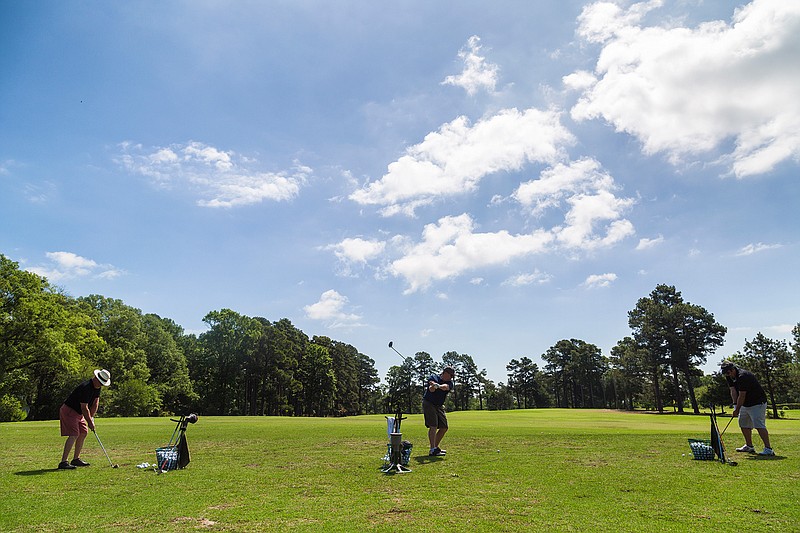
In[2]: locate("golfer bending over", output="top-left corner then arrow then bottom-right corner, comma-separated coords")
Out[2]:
58,369 -> 111,469
422,366 -> 455,457
720,361 -> 774,456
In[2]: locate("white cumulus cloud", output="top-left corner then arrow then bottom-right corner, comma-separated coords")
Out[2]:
388,213 -> 554,293
583,272 -> 617,288
303,290 -> 362,328
514,158 -> 636,250
570,0 -> 800,177
442,35 -> 499,96
350,107 -> 574,216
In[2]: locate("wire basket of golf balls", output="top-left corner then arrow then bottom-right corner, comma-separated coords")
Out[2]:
156,445 -> 180,471
687,439 -> 715,460
383,441 -> 413,466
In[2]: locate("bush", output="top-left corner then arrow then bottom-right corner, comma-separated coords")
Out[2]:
0,395 -> 27,422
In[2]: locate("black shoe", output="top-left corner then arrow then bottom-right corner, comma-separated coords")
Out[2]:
429,447 -> 446,456
70,458 -> 90,467
58,461 -> 77,470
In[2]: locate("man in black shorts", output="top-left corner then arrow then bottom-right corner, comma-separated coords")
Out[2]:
422,366 -> 455,457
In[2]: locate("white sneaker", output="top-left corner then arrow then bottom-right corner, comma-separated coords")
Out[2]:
736,445 -> 755,453
758,447 -> 775,456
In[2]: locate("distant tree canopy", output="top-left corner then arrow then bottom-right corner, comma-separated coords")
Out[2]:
1,254 -> 798,421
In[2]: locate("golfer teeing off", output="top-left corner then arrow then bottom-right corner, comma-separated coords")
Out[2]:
422,366 -> 455,457
58,369 -> 112,469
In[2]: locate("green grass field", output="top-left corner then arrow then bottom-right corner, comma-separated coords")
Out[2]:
2,409 -> 798,532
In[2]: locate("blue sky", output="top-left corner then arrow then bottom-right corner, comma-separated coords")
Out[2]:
2,0 -> 798,385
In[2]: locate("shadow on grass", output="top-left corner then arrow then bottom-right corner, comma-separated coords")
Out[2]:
412,455 -> 445,465
742,454 -> 787,461
14,468 -> 62,476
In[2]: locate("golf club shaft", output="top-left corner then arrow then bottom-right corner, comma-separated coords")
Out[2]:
93,430 -> 115,467
720,414 -> 734,437
388,341 -> 409,363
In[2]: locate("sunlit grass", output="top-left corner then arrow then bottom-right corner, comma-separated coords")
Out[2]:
1,410 -> 798,531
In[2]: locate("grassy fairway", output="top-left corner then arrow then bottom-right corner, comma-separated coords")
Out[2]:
1,409 -> 798,531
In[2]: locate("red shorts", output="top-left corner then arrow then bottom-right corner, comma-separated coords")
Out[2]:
59,404 -> 88,437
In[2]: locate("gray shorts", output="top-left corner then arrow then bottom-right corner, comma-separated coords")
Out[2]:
422,400 -> 448,429
739,402 -> 767,429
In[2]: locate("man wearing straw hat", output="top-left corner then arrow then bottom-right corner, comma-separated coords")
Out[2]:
58,369 -> 111,470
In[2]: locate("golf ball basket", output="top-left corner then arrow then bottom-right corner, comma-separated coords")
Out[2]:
156,413 -> 198,472
688,405 -> 737,466
687,439 -> 715,460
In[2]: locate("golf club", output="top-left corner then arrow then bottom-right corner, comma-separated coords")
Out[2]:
93,429 -> 119,468
388,341 -> 409,362
720,414 -> 734,437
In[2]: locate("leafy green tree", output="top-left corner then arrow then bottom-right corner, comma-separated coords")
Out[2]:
272,318 -> 308,416
0,256 -> 105,420
299,343 -> 335,416
141,314 -> 197,415
386,358 -> 416,415
507,357 -> 547,408
542,340 -> 604,408
78,295 -> 160,417
357,352 -> 380,415
730,333 -> 793,418
251,317 -> 299,416
484,380 -> 514,410
696,373 -> 731,411
609,337 -> 646,410
628,285 -> 725,414
198,309 -> 260,415
442,351 -> 479,411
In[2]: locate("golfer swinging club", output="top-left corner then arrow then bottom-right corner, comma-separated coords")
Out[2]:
720,360 -> 775,456
58,369 -> 111,469
422,366 -> 455,457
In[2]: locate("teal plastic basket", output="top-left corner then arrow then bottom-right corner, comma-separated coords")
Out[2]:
156,445 -> 179,471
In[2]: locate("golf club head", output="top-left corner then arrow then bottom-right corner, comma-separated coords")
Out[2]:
388,341 -> 393,348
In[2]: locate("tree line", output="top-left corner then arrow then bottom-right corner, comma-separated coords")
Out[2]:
2,254 -> 799,422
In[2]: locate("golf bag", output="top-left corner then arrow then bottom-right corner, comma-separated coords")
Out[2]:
688,406 -> 736,465
709,408 -> 726,463
156,413 -> 197,471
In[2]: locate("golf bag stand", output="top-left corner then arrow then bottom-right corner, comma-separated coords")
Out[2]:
382,409 -> 411,473
709,405 -> 737,467
157,413 -> 198,472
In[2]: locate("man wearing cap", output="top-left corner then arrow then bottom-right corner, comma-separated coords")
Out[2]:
58,369 -> 112,469
720,360 -> 774,456
422,366 -> 455,457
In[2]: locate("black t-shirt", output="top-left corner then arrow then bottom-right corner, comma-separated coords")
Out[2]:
725,368 -> 767,407
63,379 -> 101,414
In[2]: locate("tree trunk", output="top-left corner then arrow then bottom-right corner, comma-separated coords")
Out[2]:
681,362 -> 700,414
651,364 -> 663,413
670,365 -> 684,413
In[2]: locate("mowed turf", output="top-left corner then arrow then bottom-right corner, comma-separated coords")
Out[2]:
1,409 -> 798,532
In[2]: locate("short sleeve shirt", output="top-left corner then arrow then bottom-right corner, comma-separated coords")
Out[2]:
725,368 -> 767,407
63,379 -> 101,414
422,374 -> 454,406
